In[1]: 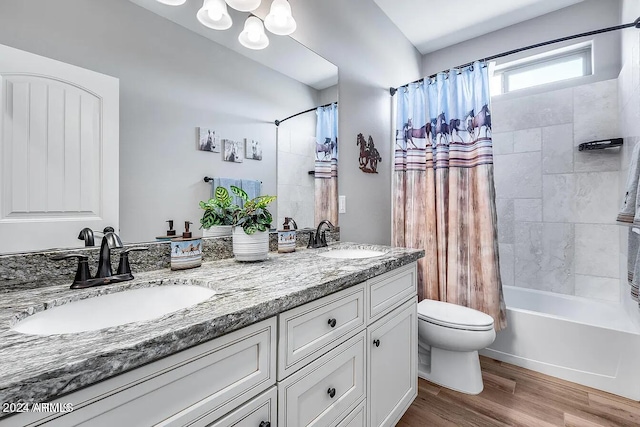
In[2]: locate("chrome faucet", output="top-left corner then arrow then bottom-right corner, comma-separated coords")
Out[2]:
308,220 -> 335,249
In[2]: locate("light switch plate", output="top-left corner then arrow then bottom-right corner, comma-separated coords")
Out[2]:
339,195 -> 346,214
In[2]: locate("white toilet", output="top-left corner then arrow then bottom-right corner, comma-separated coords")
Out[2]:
417,299 -> 496,395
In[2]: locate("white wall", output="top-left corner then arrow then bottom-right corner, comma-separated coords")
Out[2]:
423,0 -> 622,86
0,0 -> 321,243
287,0 -> 423,245
618,0 -> 640,328
318,85 -> 339,106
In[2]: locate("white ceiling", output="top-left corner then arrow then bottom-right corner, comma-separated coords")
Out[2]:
373,0 -> 585,55
128,0 -> 338,90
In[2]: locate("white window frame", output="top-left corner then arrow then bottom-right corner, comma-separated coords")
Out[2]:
492,43 -> 593,95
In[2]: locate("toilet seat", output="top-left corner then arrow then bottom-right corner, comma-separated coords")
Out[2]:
418,299 -> 494,331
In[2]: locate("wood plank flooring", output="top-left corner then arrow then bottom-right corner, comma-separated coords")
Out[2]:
398,357 -> 640,427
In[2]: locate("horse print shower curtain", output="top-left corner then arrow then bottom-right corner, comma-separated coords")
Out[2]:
393,62 -> 507,330
315,103 -> 338,225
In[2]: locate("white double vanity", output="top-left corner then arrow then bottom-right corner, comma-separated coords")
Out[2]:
0,246 -> 422,427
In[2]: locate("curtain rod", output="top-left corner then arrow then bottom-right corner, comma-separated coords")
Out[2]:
390,17 -> 640,96
274,101 -> 338,126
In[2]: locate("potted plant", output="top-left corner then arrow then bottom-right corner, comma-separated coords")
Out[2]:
230,185 -> 276,261
199,187 -> 237,238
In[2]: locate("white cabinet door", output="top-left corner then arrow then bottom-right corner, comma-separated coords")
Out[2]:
0,43 -> 119,253
367,298 -> 417,427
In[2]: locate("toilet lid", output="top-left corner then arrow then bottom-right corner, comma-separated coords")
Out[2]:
417,299 -> 494,331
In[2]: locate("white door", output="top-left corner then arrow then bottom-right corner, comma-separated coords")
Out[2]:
0,43 -> 119,253
368,298 -> 418,427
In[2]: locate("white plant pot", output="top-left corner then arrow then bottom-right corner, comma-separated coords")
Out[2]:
203,225 -> 232,238
232,228 -> 269,261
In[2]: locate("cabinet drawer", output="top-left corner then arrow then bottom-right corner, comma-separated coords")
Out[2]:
278,331 -> 366,427
199,386 -> 277,427
336,400 -> 366,427
278,284 -> 365,380
30,318 -> 276,427
368,263 -> 416,322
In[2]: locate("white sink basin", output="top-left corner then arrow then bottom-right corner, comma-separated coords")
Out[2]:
318,249 -> 387,259
11,285 -> 216,335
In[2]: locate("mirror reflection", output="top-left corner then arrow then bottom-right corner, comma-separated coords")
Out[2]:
276,96 -> 338,230
0,0 -> 338,254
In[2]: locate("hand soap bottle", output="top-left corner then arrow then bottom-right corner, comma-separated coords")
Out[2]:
278,217 -> 297,253
156,219 -> 177,241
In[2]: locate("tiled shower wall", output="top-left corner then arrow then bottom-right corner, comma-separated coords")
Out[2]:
277,128 -> 316,229
493,79 -> 622,301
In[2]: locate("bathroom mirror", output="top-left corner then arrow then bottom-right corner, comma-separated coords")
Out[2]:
0,0 -> 338,254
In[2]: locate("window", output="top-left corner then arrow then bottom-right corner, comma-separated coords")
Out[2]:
491,44 -> 592,95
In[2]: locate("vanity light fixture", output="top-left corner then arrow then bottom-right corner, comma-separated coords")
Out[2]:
197,0 -> 233,30
238,16 -> 269,50
163,0 -> 293,50
225,0 -> 261,12
156,0 -> 187,5
264,0 -> 296,35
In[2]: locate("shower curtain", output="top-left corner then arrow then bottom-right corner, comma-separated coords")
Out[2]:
315,103 -> 339,225
393,62 -> 507,330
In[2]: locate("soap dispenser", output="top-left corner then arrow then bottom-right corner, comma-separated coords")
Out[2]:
156,220 -> 177,241
278,217 -> 298,253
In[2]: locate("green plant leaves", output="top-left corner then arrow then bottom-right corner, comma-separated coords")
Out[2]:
200,209 -> 219,229
230,192 -> 276,235
199,187 -> 239,228
230,185 -> 249,202
214,187 -> 232,207
254,195 -> 276,209
244,224 -> 258,234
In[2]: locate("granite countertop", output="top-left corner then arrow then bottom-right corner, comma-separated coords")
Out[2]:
0,242 -> 423,410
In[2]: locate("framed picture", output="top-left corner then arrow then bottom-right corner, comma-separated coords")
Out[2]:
197,127 -> 220,153
223,139 -> 243,163
245,138 -> 262,160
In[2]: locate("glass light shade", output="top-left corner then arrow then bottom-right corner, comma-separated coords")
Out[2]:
156,0 -> 187,5
238,16 -> 269,50
264,0 -> 296,35
225,0 -> 261,12
197,0 -> 232,30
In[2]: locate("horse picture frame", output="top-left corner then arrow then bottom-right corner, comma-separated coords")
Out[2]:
357,133 -> 381,174
197,127 -> 221,153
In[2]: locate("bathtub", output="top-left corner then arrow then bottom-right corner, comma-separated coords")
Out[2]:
479,286 -> 640,400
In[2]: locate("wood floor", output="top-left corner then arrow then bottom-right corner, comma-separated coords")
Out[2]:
398,356 -> 640,427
